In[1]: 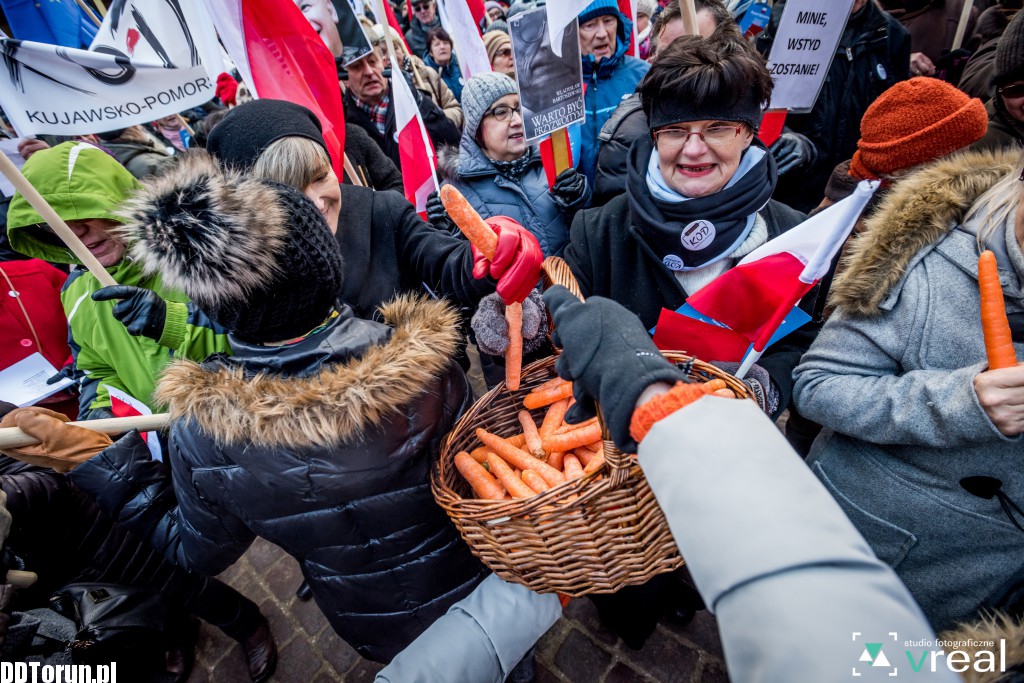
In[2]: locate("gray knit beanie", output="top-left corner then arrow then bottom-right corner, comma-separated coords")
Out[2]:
461,72 -> 519,143
994,8 -> 1024,86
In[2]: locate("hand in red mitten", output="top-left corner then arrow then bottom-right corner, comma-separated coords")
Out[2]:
470,216 -> 543,305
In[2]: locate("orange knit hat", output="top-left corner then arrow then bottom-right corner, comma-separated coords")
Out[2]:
849,77 -> 987,181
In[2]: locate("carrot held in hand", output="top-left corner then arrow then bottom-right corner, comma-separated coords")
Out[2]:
518,410 -> 544,456
455,452 -> 507,500
441,185 -> 498,260
524,382 -> 574,410
506,302 -> 523,391
978,250 -> 1018,370
476,428 -> 565,486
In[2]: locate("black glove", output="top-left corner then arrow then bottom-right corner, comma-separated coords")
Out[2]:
45,365 -> 78,386
92,285 -> 167,341
708,361 -> 779,415
550,168 -> 588,209
770,132 -> 816,175
543,286 -> 688,452
426,189 -> 454,232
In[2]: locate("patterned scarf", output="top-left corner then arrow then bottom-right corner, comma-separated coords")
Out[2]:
356,94 -> 390,137
490,147 -> 535,180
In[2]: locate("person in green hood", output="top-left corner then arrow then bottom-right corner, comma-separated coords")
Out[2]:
6,142 -> 231,418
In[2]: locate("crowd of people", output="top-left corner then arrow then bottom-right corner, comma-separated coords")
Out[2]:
0,0 -> 1022,681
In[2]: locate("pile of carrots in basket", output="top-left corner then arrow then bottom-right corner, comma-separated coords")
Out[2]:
454,376 -> 733,500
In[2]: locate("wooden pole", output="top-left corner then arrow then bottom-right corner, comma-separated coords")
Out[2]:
343,153 -> 365,187
0,414 -> 171,450
91,0 -> 107,17
551,128 -> 572,175
72,0 -> 102,27
680,0 -> 699,36
176,114 -> 196,138
0,152 -> 117,287
952,0 -> 975,51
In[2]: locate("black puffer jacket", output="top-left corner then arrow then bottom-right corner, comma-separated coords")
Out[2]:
757,0 -> 911,212
73,296 -> 486,663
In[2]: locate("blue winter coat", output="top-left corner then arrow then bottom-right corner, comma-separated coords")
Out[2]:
579,15 -> 649,186
424,53 -> 464,103
438,141 -> 586,257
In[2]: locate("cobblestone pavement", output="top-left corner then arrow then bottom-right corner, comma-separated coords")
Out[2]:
188,538 -> 727,683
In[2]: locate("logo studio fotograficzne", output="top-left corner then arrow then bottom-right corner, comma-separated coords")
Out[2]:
852,631 -> 1008,677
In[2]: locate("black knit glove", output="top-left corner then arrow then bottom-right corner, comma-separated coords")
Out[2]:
544,286 -> 687,452
472,289 -> 548,356
550,168 -> 588,209
426,189 -> 454,232
770,132 -> 816,175
92,285 -> 167,341
708,361 -> 779,415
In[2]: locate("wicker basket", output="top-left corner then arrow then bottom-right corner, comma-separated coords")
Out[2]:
431,258 -> 752,596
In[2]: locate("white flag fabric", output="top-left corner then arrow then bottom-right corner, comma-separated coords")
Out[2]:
0,0 -> 222,136
546,0 -> 592,57
439,0 -> 492,80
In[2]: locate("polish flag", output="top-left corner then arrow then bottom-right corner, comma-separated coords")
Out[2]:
439,0 -> 492,79
106,385 -> 162,462
655,180 -> 879,377
619,0 -> 637,57
392,61 -> 440,212
204,0 -> 346,179
381,0 -> 412,54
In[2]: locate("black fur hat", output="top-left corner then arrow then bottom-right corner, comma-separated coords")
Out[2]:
117,151 -> 344,343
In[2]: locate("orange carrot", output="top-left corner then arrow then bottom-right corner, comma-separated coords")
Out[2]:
539,398 -> 570,438
704,379 -> 728,392
979,250 -> 1018,370
582,451 -> 606,476
532,376 -> 570,394
583,440 -> 602,452
563,454 -> 584,480
573,447 -> 594,467
555,417 -> 598,434
518,410 -> 544,456
547,451 -> 565,470
455,452 -> 507,499
506,302 -> 523,391
440,185 -> 497,259
476,428 -> 565,486
507,433 -> 528,449
714,388 -> 737,398
542,422 -> 603,454
524,382 -> 574,410
468,445 -> 490,463
521,469 -> 549,494
486,452 -> 536,498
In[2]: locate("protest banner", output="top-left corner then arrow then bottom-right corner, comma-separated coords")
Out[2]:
509,7 -> 584,142
764,0 -> 855,112
0,0 -> 221,137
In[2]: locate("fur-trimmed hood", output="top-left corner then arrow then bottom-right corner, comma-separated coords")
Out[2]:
154,294 -> 461,449
829,148 -> 1021,316
940,614 -> 1024,683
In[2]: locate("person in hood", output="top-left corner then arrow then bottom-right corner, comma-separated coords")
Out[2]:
972,8 -> 1024,152
4,142 -> 231,419
576,0 -> 650,185
794,146 -> 1024,631
7,153 -> 491,664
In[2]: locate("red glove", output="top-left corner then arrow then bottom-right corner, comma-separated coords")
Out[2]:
471,216 -> 543,305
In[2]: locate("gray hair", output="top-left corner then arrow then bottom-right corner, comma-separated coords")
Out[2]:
962,148 -> 1024,247
251,136 -> 332,192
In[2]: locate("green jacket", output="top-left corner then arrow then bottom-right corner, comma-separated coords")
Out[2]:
6,142 -> 230,416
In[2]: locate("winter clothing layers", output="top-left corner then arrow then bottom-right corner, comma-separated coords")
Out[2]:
343,123 -> 404,192
344,77 -> 461,169
119,153 -> 344,344
406,13 -> 442,57
460,72 -> 519,143
482,30 -> 512,67
564,136 -> 810,418
793,148 -> 1024,630
594,93 -> 646,204
0,258 -> 71,373
972,98 -> 1024,152
579,9 -> 650,185
424,52 -> 464,103
5,143 -> 229,417
878,0 -> 978,65
150,296 -> 484,662
208,99 -> 329,170
579,0 -> 619,26
757,0 -> 911,211
397,52 -> 465,129
849,77 -> 988,181
994,6 -> 1024,86
95,137 -> 175,181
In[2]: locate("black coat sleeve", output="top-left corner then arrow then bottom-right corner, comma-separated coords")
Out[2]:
415,86 -> 461,149
563,207 -> 598,298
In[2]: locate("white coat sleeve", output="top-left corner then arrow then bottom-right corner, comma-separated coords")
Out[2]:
375,574 -> 561,683
638,397 -> 960,683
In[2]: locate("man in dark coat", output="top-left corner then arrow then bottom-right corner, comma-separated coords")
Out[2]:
343,49 -> 460,169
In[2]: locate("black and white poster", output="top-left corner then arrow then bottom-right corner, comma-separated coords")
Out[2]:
296,0 -> 373,66
509,7 -> 584,141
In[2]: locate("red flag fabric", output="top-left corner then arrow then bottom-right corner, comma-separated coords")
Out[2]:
210,0 -> 346,179
466,0 -> 486,28
618,0 -> 636,56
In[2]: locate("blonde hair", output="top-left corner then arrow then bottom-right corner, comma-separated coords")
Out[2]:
962,148 -> 1024,247
250,136 -> 332,191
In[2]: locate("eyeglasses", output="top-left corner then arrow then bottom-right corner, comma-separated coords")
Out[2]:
998,83 -> 1024,98
412,2 -> 433,11
494,48 -> 513,59
484,104 -> 521,122
652,124 -> 744,149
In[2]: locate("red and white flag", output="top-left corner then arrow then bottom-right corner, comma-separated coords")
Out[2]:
205,0 -> 346,179
656,180 -> 879,377
438,0 -> 492,80
106,385 -> 163,462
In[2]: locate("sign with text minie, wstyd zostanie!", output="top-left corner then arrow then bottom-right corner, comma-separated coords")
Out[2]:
765,0 -> 856,112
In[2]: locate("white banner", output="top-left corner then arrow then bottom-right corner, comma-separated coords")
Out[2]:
0,0 -> 222,137
765,0 -> 855,112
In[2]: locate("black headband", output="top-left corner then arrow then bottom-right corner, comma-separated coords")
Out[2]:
645,91 -> 764,133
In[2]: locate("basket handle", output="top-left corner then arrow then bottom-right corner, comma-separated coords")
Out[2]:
539,257 -> 634,484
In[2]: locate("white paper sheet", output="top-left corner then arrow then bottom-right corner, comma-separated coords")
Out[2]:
0,353 -> 73,407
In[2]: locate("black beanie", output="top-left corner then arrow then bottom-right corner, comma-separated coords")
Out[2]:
994,9 -> 1024,86
117,151 -> 344,344
206,99 -> 331,171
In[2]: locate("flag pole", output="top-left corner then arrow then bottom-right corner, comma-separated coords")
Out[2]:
0,152 -> 117,287
91,0 -> 108,18
72,0 -> 103,27
0,414 -> 170,450
734,346 -> 762,380
680,0 -> 699,36
343,153 -> 365,187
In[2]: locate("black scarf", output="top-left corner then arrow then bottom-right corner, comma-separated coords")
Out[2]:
491,147 -> 536,181
626,135 -> 777,271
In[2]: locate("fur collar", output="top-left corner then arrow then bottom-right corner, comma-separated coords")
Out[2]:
940,614 -> 1024,682
154,294 -> 460,448
829,148 -> 1020,317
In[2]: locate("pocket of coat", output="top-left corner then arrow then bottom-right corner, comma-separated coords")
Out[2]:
812,461 -> 918,568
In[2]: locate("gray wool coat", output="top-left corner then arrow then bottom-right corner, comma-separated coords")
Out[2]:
793,149 -> 1024,631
